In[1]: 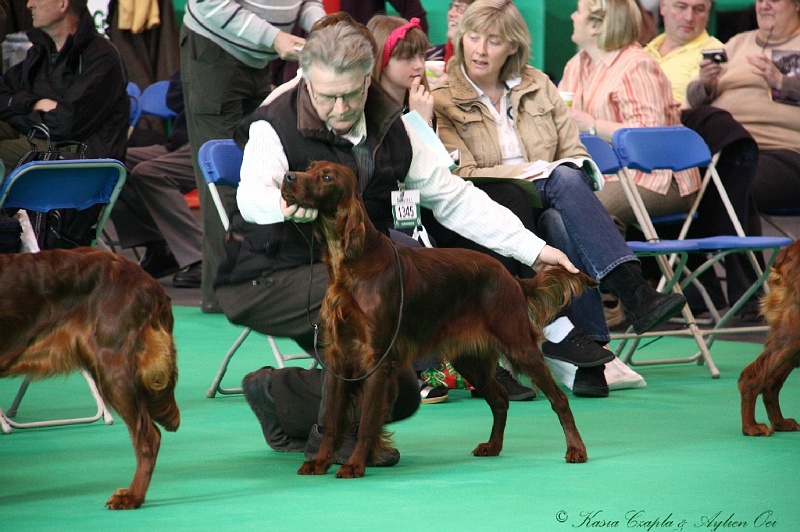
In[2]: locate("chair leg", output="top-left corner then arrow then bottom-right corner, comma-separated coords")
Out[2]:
206,327 -> 252,398
3,370 -> 113,430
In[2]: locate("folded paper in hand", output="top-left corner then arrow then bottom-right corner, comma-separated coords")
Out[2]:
513,157 -> 605,191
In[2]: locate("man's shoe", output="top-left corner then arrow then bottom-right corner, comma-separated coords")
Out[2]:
304,424 -> 400,467
242,367 -> 306,452
541,329 -> 615,367
629,292 -> 686,334
173,261 -> 202,288
139,243 -> 180,279
572,365 -> 609,398
471,366 -> 536,401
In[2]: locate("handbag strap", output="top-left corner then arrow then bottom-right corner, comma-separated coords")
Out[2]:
26,123 -> 54,151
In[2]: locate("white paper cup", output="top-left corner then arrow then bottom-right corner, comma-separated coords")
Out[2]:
425,60 -> 446,78
559,91 -> 574,107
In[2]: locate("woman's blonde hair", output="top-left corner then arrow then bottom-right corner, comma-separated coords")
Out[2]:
453,0 -> 531,81
586,0 -> 642,51
367,15 -> 431,82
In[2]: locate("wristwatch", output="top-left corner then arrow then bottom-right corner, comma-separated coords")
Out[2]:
587,121 -> 597,136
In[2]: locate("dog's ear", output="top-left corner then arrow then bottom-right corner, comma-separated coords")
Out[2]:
341,197 -> 366,260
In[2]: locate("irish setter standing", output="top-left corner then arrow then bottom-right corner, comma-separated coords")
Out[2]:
281,161 -> 596,479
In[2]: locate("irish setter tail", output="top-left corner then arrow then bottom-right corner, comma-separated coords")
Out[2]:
519,268 -> 598,330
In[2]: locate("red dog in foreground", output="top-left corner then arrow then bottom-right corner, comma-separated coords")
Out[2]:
739,239 -> 800,436
281,161 -> 597,479
0,249 -> 180,509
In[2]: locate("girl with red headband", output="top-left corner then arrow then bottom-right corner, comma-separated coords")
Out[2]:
367,16 -> 435,126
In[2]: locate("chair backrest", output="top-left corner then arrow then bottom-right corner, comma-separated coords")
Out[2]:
139,80 -> 178,119
0,159 -> 127,246
579,133 -> 620,174
612,126 -> 712,173
126,82 -> 142,133
198,139 -> 244,231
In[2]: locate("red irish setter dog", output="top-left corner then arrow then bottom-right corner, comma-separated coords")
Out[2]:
739,239 -> 800,436
282,161 -> 597,479
0,248 -> 180,509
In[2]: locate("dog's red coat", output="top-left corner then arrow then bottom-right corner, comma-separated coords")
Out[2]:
739,239 -> 800,436
282,161 -> 596,478
0,248 -> 180,508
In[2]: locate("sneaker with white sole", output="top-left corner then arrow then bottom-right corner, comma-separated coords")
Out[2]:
419,380 -> 449,404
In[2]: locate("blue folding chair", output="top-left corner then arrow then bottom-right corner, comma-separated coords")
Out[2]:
140,80 -> 177,135
0,158 -> 126,432
609,127 -> 792,376
198,139 -> 314,397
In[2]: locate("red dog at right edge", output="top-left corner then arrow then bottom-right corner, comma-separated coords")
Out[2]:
739,240 -> 800,436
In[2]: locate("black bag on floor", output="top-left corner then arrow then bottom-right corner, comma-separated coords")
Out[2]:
16,124 -> 100,249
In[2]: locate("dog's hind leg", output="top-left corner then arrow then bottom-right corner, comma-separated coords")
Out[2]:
762,353 -> 800,433
739,348 -> 774,436
104,399 -> 161,510
509,346 -> 588,463
451,355 -> 508,457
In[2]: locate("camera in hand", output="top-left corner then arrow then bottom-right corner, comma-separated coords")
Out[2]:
702,49 -> 728,63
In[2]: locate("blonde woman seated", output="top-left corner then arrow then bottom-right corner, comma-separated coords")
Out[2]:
431,0 -> 686,395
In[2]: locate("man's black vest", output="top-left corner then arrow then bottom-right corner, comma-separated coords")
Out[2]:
216,82 -> 413,286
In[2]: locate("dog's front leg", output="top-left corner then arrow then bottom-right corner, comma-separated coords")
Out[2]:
298,371 -> 345,475
336,369 -> 389,478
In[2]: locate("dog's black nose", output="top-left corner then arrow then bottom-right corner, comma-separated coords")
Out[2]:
284,172 -> 297,183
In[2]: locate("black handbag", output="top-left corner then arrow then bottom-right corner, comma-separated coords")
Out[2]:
16,123 -> 100,250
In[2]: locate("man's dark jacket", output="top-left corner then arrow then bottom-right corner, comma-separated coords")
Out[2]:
0,9 -> 128,161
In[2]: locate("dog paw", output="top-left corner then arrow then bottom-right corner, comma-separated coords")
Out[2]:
773,418 -> 800,432
335,463 -> 366,478
565,447 -> 588,463
297,460 -> 330,475
742,423 -> 774,436
472,442 -> 501,457
105,488 -> 144,510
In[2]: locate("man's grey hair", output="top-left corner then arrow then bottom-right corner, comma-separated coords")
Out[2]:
300,21 -> 375,79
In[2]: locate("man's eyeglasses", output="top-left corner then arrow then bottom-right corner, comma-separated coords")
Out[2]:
450,2 -> 469,14
308,77 -> 368,107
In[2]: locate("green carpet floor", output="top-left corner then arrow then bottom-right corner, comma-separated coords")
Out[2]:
2,306 -> 798,531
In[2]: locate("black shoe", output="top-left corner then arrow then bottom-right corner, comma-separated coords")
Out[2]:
304,424 -> 400,467
541,329 -> 615,367
629,291 -> 686,334
573,365 -> 609,398
173,261 -> 202,288
139,242 -> 180,279
471,365 -> 536,401
242,367 -> 307,452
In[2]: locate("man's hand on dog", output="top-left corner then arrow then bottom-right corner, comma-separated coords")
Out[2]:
532,245 -> 579,274
282,198 -> 318,222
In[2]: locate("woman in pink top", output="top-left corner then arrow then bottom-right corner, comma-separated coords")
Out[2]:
558,0 -> 700,236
